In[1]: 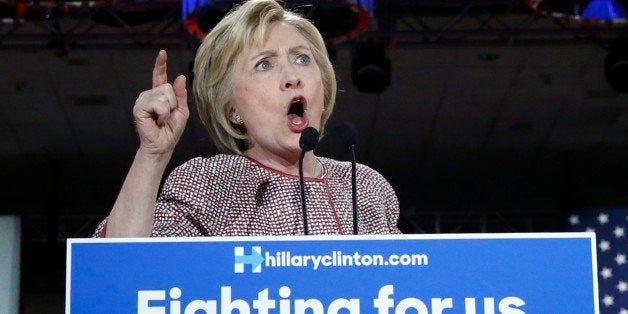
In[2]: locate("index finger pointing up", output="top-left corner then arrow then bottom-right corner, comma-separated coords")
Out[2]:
152,50 -> 168,88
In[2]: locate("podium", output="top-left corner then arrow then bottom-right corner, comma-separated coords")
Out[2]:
66,233 -> 599,314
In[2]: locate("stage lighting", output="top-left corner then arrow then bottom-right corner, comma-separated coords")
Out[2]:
605,36 -> 628,93
183,0 -> 372,41
540,0 -> 627,21
351,41 -> 391,93
583,0 -> 627,19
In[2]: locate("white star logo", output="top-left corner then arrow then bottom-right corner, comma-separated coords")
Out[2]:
586,227 -> 595,233
598,213 -> 609,225
618,281 -> 628,293
614,226 -> 625,238
601,294 -> 614,307
599,240 -> 612,252
600,267 -> 613,279
569,215 -> 580,225
616,253 -> 627,266
620,308 -> 628,314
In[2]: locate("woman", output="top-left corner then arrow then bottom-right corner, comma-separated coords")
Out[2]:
94,0 -> 400,237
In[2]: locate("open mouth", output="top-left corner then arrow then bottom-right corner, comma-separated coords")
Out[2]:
287,97 -> 305,125
288,98 -> 304,117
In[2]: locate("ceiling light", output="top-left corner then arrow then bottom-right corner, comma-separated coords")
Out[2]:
351,41 -> 391,93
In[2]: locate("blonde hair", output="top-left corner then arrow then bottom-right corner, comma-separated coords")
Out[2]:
193,0 -> 337,155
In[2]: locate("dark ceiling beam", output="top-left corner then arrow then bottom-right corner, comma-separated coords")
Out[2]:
1,0 -> 626,47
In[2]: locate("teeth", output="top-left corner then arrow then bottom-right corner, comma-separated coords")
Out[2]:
288,114 -> 303,125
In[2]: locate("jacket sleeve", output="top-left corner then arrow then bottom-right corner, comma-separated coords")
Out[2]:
356,163 -> 402,234
92,157 -> 216,238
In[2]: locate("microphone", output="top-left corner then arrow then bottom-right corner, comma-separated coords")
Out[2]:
337,123 -> 359,235
298,127 -> 319,235
300,126 -> 319,151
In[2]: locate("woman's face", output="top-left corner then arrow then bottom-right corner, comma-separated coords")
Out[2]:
231,22 -> 325,161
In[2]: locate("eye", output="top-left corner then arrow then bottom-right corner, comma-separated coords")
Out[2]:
255,59 -> 271,71
295,54 -> 310,65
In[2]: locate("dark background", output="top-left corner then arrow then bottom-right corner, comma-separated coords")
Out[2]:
1,0 -> 627,312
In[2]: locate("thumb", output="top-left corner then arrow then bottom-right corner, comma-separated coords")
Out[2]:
173,75 -> 188,110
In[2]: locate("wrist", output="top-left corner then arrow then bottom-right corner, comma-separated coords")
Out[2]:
135,146 -> 173,168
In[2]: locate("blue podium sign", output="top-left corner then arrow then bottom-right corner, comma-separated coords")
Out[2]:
66,233 -> 598,314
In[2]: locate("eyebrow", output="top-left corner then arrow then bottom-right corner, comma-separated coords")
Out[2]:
249,45 -> 311,62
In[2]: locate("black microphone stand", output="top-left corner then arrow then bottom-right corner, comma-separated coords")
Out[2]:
337,123 -> 359,235
298,127 -> 319,235
349,143 -> 358,235
299,149 -> 309,235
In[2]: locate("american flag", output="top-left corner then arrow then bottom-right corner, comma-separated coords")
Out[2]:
567,209 -> 627,314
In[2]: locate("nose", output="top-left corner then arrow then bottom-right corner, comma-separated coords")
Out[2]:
281,65 -> 301,90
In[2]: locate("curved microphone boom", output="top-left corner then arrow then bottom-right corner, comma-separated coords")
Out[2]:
337,123 -> 359,235
299,127 -> 319,235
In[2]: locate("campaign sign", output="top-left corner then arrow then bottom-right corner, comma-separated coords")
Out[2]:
66,233 -> 598,314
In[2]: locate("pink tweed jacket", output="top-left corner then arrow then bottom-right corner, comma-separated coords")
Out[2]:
93,154 -> 400,237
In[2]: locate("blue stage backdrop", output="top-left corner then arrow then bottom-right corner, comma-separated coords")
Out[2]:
67,233 -> 598,314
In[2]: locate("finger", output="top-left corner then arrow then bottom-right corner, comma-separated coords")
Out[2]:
172,75 -> 188,111
153,101 -> 172,126
152,50 -> 168,88
133,91 -> 154,119
133,90 -> 173,120
153,84 -> 177,111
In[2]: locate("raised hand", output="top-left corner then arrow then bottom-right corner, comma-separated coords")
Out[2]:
133,50 -> 190,157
